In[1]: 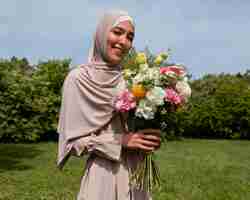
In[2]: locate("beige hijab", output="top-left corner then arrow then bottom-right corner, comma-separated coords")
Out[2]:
57,10 -> 134,168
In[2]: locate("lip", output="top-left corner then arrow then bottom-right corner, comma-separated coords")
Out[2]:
112,47 -> 123,56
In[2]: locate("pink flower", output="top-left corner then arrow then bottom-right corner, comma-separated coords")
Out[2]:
164,88 -> 183,105
114,90 -> 136,112
160,66 -> 186,76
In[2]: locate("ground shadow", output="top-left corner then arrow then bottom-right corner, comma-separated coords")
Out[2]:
0,144 -> 43,172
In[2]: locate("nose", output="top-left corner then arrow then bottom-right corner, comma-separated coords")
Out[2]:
118,35 -> 129,47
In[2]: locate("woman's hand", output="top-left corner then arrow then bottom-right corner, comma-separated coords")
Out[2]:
121,129 -> 161,152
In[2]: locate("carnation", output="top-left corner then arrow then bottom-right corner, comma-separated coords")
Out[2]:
164,88 -> 182,105
114,90 -> 136,112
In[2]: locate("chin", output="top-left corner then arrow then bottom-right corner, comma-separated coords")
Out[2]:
109,57 -> 122,65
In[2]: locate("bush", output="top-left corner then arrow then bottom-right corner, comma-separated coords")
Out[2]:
0,58 -> 70,142
1,55 -> 249,142
182,74 -> 250,139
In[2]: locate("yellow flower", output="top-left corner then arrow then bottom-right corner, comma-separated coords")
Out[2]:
154,53 -> 168,65
123,69 -> 133,79
131,84 -> 146,99
154,56 -> 163,65
135,53 -> 147,64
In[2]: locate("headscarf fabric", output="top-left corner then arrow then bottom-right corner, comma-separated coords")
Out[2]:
57,10 -> 134,168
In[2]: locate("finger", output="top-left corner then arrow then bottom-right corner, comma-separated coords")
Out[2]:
138,144 -> 155,151
155,142 -> 161,150
141,128 -> 161,133
142,134 -> 161,142
135,132 -> 147,139
139,138 -> 160,147
140,129 -> 161,136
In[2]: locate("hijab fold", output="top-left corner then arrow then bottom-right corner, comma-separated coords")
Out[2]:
57,10 -> 134,168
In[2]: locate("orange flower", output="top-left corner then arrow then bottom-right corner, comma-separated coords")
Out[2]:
131,84 -> 146,99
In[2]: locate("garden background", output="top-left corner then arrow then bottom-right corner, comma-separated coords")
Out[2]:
0,55 -> 249,199
1,0 -> 250,199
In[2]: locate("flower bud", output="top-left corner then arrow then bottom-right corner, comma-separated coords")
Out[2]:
154,53 -> 168,65
135,53 -> 147,64
159,53 -> 168,60
154,56 -> 163,65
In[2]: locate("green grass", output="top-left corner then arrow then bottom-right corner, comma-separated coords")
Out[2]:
0,140 -> 250,200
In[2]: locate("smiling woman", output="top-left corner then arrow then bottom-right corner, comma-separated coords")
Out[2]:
57,10 -> 161,200
106,21 -> 135,65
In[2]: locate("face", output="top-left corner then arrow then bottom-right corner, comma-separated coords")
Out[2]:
105,20 -> 134,65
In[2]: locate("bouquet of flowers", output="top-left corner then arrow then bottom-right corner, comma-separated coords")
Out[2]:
114,50 -> 191,193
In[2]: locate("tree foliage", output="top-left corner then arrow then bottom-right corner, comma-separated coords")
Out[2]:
181,73 -> 250,139
0,57 -> 70,142
0,56 -> 249,142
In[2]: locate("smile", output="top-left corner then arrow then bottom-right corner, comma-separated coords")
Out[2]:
113,46 -> 123,55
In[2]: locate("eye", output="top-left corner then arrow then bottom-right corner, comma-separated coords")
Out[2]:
112,29 -> 122,36
127,34 -> 134,42
127,32 -> 134,42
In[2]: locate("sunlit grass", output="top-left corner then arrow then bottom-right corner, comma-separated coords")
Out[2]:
0,140 -> 250,200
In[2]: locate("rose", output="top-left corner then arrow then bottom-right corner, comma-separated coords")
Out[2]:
160,65 -> 186,77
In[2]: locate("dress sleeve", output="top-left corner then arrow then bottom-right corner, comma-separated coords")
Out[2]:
69,133 -> 123,162
69,114 -> 125,162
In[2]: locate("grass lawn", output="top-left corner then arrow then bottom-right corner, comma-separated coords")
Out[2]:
0,139 -> 250,200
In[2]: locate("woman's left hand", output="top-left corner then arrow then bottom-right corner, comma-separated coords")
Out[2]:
138,129 -> 161,150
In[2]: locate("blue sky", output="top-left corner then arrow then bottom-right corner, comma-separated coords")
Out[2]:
1,0 -> 250,78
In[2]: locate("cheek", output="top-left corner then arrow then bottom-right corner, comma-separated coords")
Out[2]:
106,33 -> 117,46
105,38 -> 114,56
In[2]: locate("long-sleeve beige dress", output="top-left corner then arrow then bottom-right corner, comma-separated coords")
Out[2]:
68,114 -> 152,200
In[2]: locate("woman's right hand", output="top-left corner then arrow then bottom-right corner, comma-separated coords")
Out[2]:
121,129 -> 161,152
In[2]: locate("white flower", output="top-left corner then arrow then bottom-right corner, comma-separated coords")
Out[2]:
152,69 -> 161,85
146,87 -> 165,106
135,99 -> 157,120
139,64 -> 149,72
176,80 -> 192,101
183,76 -> 188,82
148,68 -> 159,80
133,73 -> 146,84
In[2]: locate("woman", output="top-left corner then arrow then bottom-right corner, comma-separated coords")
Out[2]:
57,10 -> 161,200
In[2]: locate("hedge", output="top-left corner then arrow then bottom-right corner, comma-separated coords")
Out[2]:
0,57 -> 249,142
